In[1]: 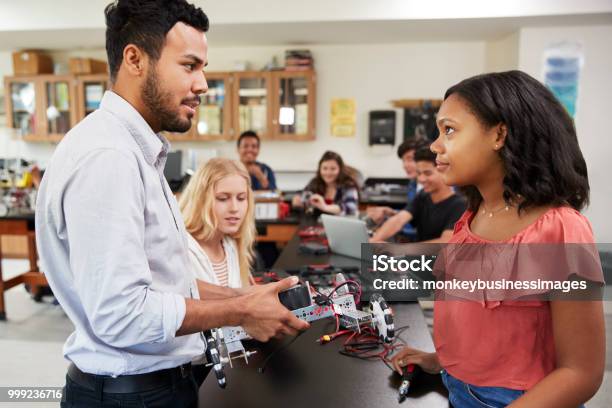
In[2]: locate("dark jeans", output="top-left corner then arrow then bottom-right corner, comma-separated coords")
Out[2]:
61,365 -> 210,408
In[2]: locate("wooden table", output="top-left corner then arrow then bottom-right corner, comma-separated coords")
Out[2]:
255,215 -> 300,245
0,213 -> 47,320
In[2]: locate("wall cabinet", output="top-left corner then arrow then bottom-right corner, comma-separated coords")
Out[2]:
75,74 -> 110,121
192,70 -> 316,141
5,75 -> 77,142
190,71 -> 235,141
4,69 -> 316,143
271,70 -> 316,141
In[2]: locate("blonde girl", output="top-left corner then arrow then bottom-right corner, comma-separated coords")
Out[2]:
179,158 -> 256,288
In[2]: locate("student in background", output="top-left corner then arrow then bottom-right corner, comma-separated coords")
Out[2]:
391,71 -> 604,407
179,158 -> 255,288
237,130 -> 277,191
367,137 -> 430,225
369,147 -> 466,243
236,131 -> 280,268
292,151 -> 359,216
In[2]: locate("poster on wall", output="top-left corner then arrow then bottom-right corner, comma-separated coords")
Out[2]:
330,98 -> 356,137
542,42 -> 584,118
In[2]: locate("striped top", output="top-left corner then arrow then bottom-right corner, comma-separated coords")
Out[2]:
211,256 -> 229,287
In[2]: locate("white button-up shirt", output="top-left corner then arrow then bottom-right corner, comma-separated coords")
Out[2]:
36,91 -> 204,376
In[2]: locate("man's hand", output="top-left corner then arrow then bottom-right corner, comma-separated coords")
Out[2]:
367,206 -> 395,224
369,210 -> 412,243
247,164 -> 269,188
240,276 -> 310,341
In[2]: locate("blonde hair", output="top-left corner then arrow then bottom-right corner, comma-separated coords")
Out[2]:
179,158 -> 256,286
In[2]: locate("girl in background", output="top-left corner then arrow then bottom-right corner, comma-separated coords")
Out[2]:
292,150 -> 359,216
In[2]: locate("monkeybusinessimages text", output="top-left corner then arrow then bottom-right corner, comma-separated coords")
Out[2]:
371,255 -> 587,294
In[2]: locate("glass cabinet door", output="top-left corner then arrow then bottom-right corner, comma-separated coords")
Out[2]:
9,81 -> 37,136
82,80 -> 106,117
45,79 -> 73,135
273,71 -> 315,140
75,74 -> 109,122
196,74 -> 231,139
235,73 -> 270,137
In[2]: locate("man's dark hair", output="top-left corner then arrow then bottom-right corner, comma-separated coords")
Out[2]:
445,70 -> 589,212
397,138 -> 430,159
414,147 -> 436,164
237,130 -> 260,147
105,0 -> 209,82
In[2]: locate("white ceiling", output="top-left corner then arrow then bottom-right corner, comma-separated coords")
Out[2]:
0,1 -> 610,50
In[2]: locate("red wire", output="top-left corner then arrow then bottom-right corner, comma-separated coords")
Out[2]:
329,279 -> 362,304
336,323 -> 406,365
319,297 -> 406,369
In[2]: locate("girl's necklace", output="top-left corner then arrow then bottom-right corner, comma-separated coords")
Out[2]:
481,203 -> 512,218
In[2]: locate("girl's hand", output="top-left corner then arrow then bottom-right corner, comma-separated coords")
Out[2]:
309,194 -> 325,209
391,347 -> 441,375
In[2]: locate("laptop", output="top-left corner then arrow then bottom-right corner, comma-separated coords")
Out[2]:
321,214 -> 370,259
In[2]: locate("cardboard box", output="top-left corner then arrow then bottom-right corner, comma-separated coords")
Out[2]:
254,191 -> 281,220
255,201 -> 280,220
69,58 -> 108,75
12,51 -> 54,75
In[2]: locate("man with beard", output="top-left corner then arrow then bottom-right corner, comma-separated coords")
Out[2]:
35,1 -> 308,407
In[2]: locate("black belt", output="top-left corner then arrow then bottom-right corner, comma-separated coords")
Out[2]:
67,362 -> 193,394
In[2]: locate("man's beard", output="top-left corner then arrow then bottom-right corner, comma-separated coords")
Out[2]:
141,66 -> 193,133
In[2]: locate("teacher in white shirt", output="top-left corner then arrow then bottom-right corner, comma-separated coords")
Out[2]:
36,1 -> 308,407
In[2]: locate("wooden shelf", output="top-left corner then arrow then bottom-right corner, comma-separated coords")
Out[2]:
22,134 -> 62,143
391,98 -> 443,109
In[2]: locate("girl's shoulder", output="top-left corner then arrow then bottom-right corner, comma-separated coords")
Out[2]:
529,206 -> 595,244
341,185 -> 359,194
452,210 -> 473,234
450,206 -> 595,244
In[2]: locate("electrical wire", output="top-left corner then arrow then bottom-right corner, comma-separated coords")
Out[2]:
328,280 -> 362,304
321,324 -> 411,373
260,275 -> 408,375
